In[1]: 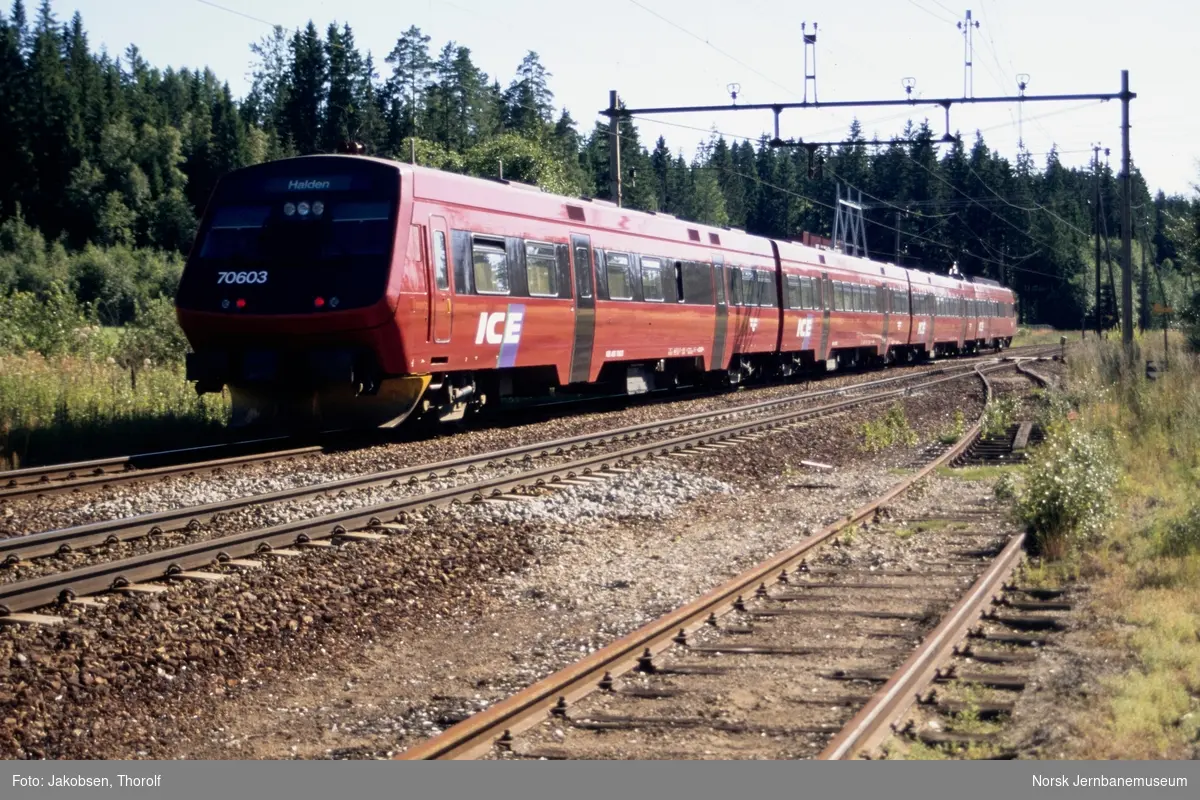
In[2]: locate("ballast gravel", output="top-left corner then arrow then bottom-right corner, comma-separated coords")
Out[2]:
0,355 -> 1001,539
0,370 -> 990,759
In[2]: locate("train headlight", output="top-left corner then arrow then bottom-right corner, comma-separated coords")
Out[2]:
311,201 -> 324,216
283,202 -> 296,216
298,201 -> 311,216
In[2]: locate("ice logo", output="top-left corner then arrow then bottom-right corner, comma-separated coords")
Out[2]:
475,310 -> 524,345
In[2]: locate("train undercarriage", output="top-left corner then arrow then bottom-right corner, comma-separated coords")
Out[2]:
196,334 -> 1012,433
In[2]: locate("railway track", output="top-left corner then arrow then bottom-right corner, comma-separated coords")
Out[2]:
394,363 -> 1055,761
0,345 -> 1057,501
0,355 -> 1036,570
0,359 -> 1032,617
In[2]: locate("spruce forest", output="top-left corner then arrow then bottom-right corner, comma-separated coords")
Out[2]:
1,0 -> 1199,355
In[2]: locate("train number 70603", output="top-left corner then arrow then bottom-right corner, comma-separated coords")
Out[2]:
217,271 -> 269,284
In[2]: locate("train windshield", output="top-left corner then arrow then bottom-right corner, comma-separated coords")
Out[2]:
177,158 -> 400,315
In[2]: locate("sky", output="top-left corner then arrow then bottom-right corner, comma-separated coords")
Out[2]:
46,0 -> 1199,197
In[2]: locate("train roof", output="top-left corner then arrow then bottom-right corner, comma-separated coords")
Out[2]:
400,161 -> 779,261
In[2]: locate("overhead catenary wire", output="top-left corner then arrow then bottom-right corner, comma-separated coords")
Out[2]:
625,0 -> 802,99
190,0 -> 1096,286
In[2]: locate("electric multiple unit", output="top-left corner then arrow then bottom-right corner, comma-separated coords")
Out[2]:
175,155 -> 1017,429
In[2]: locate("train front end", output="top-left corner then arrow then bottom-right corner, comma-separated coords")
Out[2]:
175,155 -> 427,430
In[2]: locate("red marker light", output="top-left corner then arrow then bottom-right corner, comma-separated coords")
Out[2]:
236,298 -> 246,309
314,296 -> 326,308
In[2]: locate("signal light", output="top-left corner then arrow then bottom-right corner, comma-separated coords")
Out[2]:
236,298 -> 246,309
298,201 -> 311,216
283,202 -> 296,216
314,296 -> 325,308
312,201 -> 324,216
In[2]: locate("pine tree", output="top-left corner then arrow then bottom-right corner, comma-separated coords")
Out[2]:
709,136 -> 746,229
649,136 -> 671,211
282,22 -> 327,155
25,0 -> 79,237
502,51 -> 553,136
246,25 -> 290,133
0,4 -> 32,220
687,144 -> 728,227
552,108 -> 586,193
321,22 -> 351,152
354,50 -> 385,153
384,25 -> 432,150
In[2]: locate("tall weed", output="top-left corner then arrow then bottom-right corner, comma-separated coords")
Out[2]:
1016,422 -> 1118,559
860,403 -> 919,453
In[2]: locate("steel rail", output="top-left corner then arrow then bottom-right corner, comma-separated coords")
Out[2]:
0,345 -> 1054,500
818,533 -> 1027,760
0,364 -> 1001,615
0,358 -> 1003,565
0,446 -> 324,501
395,365 -> 997,760
1014,359 -> 1053,388
0,436 -> 301,490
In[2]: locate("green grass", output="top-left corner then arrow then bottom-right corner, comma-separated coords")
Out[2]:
860,403 -> 918,453
1012,326 -> 1081,348
1,353 -> 230,468
1009,332 -> 1200,758
937,464 -> 1019,482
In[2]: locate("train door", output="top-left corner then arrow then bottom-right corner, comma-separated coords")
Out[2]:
569,233 -> 596,383
428,216 -> 452,343
881,282 -> 890,355
820,274 -> 832,360
711,254 -> 727,370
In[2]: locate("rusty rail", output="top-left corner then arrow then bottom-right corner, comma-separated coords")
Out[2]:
818,532 -> 1026,760
0,363 -> 1009,615
0,360 -> 998,566
0,345 -> 1056,500
396,365 -> 997,760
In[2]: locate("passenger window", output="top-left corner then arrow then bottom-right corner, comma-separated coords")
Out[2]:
472,238 -> 510,295
729,269 -> 742,306
606,252 -> 632,300
573,245 -> 593,299
641,257 -> 664,302
433,230 -> 449,290
758,271 -> 775,307
714,264 -> 726,304
525,241 -> 557,297
787,275 -> 800,309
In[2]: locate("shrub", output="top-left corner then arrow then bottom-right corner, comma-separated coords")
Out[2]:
1157,505 -> 1200,558
994,472 -> 1019,501
1016,423 -> 1118,559
982,394 -> 1022,438
0,282 -> 91,357
937,409 -> 966,445
860,403 -> 918,453
1028,387 -> 1072,429
119,295 -> 190,368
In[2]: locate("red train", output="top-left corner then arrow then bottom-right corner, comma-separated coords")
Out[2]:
175,155 -> 1017,428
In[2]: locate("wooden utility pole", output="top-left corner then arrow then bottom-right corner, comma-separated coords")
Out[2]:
1093,145 -> 1102,337
1120,70 -> 1134,346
